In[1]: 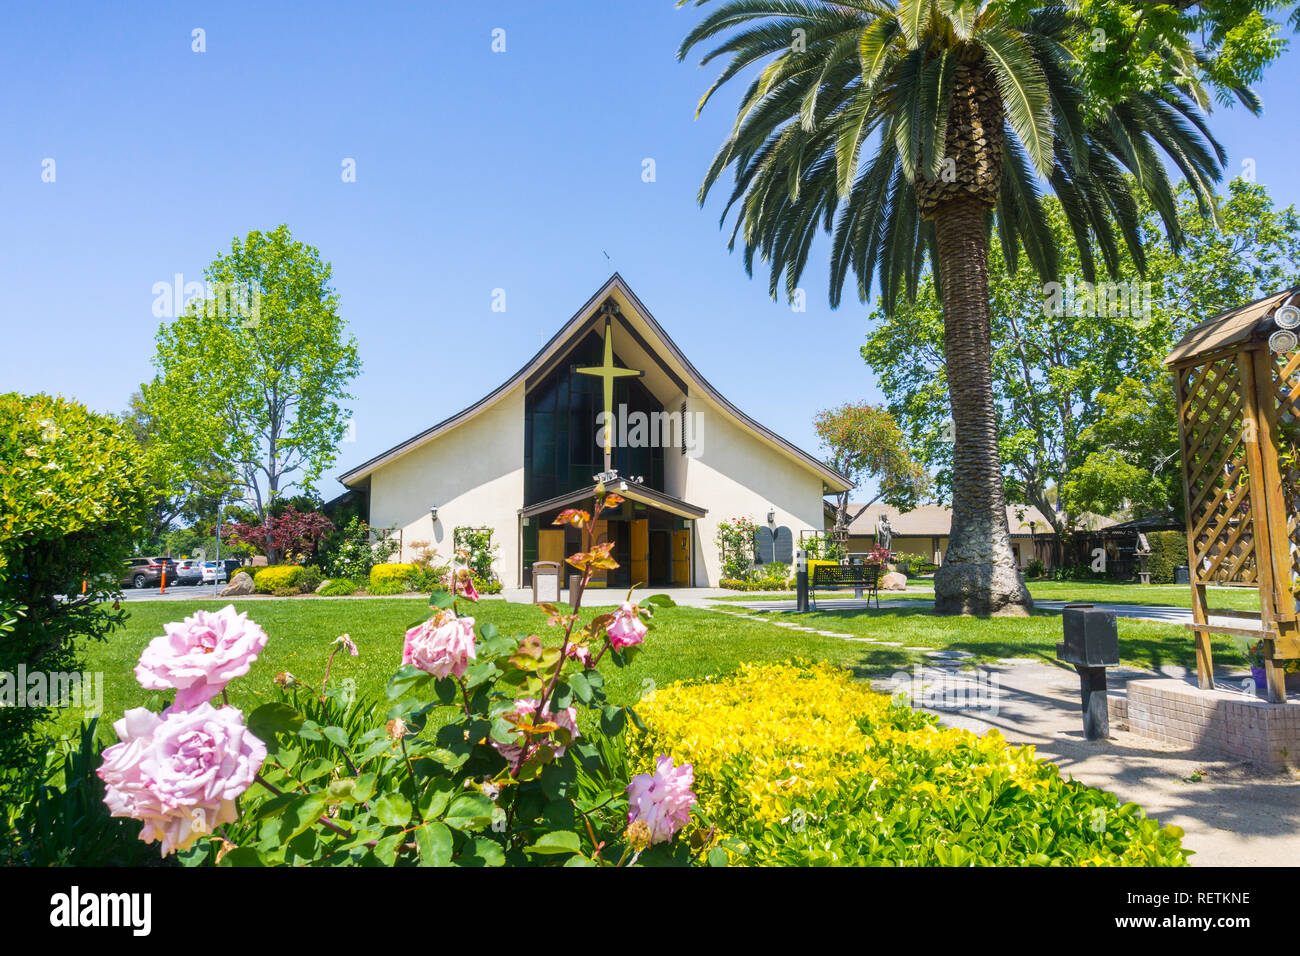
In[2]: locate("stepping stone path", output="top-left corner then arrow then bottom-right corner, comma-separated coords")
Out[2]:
926,650 -> 975,660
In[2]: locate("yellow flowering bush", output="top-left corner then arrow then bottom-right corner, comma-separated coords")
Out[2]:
631,662 -> 1189,867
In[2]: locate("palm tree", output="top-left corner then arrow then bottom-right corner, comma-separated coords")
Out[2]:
679,0 -> 1235,615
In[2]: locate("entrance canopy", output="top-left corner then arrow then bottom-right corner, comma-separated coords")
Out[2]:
519,482 -> 706,522
519,483 -> 703,591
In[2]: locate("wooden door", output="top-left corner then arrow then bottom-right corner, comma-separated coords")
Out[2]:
631,519 -> 649,587
539,529 -> 566,565
672,529 -> 691,586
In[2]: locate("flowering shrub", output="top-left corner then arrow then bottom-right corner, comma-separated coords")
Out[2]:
631,663 -> 1190,867
321,516 -> 398,581
714,516 -> 757,580
453,526 -> 498,585
97,487 -> 706,866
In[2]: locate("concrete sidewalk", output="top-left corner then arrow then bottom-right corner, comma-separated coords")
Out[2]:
872,660 -> 1300,866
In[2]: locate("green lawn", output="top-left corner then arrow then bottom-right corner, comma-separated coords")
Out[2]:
727,604 -> 1239,671
46,598 -> 870,742
46,585 -> 1246,744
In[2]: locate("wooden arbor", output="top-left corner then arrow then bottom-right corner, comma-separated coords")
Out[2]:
1166,287 -> 1300,703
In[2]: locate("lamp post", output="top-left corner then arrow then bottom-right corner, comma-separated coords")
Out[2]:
214,500 -> 224,597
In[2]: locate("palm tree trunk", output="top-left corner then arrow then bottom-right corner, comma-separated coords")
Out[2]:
931,196 -> 1033,616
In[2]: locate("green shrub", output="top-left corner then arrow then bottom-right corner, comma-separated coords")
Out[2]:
0,393 -> 153,795
2,720 -> 166,866
720,578 -> 789,592
1145,530 -> 1187,584
297,565 -> 323,593
317,577 -> 358,596
1026,557 -> 1047,579
253,565 -> 304,594
370,562 -> 415,593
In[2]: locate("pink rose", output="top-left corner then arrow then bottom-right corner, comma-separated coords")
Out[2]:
135,605 -> 269,709
607,602 -> 647,650
403,611 -> 476,678
564,642 -> 594,668
98,703 -> 266,857
492,697 -> 580,765
627,755 -> 696,845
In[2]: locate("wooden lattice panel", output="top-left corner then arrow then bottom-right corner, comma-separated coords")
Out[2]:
1179,356 -> 1258,584
1274,349 -> 1300,609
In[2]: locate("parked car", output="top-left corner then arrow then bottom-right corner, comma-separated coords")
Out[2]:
173,559 -> 205,586
200,560 -> 245,585
120,557 -> 179,590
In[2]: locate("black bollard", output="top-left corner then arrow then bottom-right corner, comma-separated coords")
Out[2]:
1056,604 -> 1119,741
1075,665 -> 1110,739
795,550 -> 809,614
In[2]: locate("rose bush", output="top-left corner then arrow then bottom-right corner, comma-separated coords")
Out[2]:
98,487 -> 706,866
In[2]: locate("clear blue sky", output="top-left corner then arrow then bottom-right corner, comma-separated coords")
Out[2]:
3,1 -> 1298,500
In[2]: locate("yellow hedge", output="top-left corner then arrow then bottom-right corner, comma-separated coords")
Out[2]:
369,563 -> 415,587
253,565 -> 302,594
630,662 -> 1188,866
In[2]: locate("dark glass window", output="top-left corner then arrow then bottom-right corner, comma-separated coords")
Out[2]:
524,328 -> 666,505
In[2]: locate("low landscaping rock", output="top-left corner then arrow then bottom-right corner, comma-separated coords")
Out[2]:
220,571 -> 255,596
880,571 -> 908,591
315,579 -> 331,594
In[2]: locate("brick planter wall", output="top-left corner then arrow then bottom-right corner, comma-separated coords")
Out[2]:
1116,678 -> 1300,770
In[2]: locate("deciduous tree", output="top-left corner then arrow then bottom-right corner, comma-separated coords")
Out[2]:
142,226 -> 361,562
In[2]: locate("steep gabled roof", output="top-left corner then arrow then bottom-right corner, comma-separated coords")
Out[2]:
339,274 -> 853,492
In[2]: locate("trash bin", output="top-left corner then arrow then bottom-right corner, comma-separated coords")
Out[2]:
531,561 -> 561,604
1174,565 -> 1190,585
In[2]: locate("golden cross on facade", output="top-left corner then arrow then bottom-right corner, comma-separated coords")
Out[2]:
577,316 -> 642,471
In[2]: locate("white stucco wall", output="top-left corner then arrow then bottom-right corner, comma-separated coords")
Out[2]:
682,396 -> 828,585
367,384 -> 524,585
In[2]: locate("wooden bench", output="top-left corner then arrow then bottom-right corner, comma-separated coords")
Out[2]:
810,563 -> 882,609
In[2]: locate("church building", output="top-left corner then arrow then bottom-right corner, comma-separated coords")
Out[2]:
337,274 -> 852,588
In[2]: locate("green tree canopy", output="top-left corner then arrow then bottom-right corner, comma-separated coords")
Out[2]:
862,178 -> 1300,544
142,226 -> 361,561
814,402 -> 931,537
678,0 -> 1271,614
